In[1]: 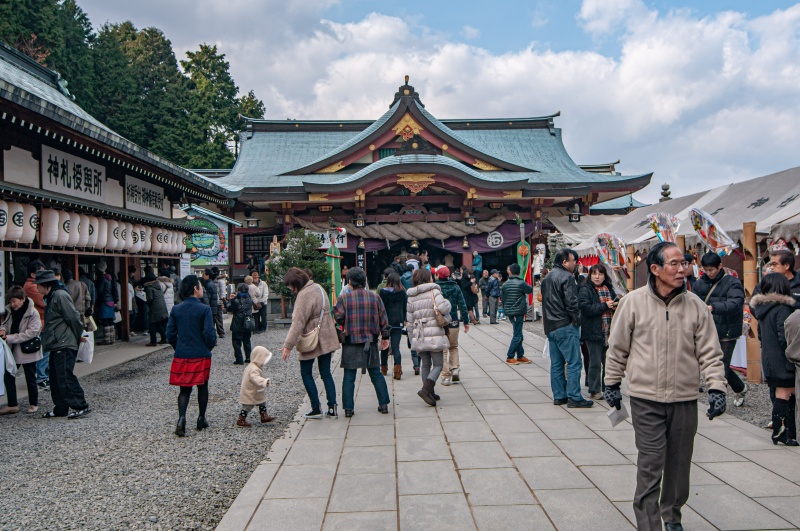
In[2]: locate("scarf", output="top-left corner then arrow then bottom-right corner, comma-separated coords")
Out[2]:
10,299 -> 29,335
595,284 -> 614,344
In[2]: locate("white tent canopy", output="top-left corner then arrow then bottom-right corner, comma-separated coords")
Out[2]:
549,215 -> 624,245
574,166 -> 800,257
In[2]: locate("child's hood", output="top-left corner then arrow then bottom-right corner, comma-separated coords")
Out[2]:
250,346 -> 273,366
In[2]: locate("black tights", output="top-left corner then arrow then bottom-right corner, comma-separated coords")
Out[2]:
178,383 -> 208,418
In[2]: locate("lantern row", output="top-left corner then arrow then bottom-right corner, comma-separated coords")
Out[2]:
0,201 -> 188,254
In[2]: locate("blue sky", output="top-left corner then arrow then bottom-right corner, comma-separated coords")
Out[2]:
79,0 -> 800,203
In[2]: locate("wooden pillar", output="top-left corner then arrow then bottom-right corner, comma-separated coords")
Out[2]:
120,256 -> 130,341
626,246 -> 636,291
743,221 -> 761,383
676,234 -> 686,253
462,251 -> 473,270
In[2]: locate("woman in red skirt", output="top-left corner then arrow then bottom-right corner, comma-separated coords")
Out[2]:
166,275 -> 217,436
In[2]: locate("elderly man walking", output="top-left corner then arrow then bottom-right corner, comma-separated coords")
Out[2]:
541,249 -> 592,408
605,242 -> 726,531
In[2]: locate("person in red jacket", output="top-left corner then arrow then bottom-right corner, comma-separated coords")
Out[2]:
23,260 -> 47,388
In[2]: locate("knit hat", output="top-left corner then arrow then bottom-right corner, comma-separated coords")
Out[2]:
436,266 -> 450,279
96,261 -> 108,272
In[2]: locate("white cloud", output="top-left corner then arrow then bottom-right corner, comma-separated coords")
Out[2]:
76,0 -> 800,203
461,25 -> 481,39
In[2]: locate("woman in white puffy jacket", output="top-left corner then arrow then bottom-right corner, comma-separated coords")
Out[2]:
406,268 -> 451,406
158,270 -> 175,314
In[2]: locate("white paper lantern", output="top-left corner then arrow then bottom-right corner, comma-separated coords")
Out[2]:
106,220 -> 119,251
167,230 -> 176,254
6,202 -> 24,241
130,224 -> 141,253
138,226 -> 146,253
86,216 -> 98,248
179,232 -> 187,253
39,209 -> 59,246
96,218 -> 108,249
66,212 -> 80,247
144,226 -> 152,253
119,222 -> 129,251
77,214 -> 90,248
0,200 -> 8,241
174,231 -> 182,254
153,228 -> 164,253
52,210 -> 69,247
128,223 -> 137,252
20,204 -> 38,244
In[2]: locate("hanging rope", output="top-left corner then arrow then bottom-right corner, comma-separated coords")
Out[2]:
293,214 -> 507,241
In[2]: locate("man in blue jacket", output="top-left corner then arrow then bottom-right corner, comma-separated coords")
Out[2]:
487,270 -> 501,324
501,263 -> 533,364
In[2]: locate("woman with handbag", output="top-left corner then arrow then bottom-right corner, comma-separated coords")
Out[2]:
230,283 -> 255,365
379,272 -> 407,380
281,268 -> 340,419
166,275 -> 217,436
95,261 -> 117,345
0,286 -> 43,414
406,268 -> 452,406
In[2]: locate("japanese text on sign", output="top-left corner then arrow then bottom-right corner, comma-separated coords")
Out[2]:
41,145 -> 106,201
306,230 -> 348,249
125,175 -> 167,217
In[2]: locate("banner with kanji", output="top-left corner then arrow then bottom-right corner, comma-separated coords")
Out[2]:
325,242 -> 342,312
516,241 -> 533,307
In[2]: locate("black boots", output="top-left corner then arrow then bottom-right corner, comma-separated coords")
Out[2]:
197,415 -> 209,431
775,397 -> 800,446
418,379 -> 437,406
175,416 -> 186,437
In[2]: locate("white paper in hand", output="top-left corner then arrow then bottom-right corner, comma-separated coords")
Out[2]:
607,402 -> 629,427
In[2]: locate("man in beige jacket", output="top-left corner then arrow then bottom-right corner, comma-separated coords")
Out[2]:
785,310 -> 800,445
605,242 -> 727,531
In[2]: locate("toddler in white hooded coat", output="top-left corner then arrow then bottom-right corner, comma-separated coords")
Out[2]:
237,346 -> 274,427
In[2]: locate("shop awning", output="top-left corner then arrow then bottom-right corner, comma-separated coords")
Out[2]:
548,215 -> 624,245
0,181 -> 214,234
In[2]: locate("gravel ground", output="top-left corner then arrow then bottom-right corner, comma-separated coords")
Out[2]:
524,320 -> 772,430
0,327 -> 307,531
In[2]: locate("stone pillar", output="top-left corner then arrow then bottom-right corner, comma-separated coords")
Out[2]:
626,246 -> 636,291
743,221 -> 761,383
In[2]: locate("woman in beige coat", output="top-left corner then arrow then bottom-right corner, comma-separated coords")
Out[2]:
406,268 -> 451,406
281,268 -> 340,419
0,288 -> 43,414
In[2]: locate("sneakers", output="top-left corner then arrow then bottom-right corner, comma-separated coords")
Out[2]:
516,357 -> 533,364
303,407 -> 323,419
567,399 -> 594,408
451,368 -> 460,382
590,392 -> 603,400
37,380 -> 49,391
326,406 -> 338,419
734,384 -> 748,407
414,367 -> 420,376
67,408 -> 91,419
345,409 -> 354,418
553,398 -> 568,405
441,377 -> 452,386
506,358 -> 519,365
378,404 -> 389,414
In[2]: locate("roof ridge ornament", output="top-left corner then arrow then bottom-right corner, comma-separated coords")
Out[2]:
390,75 -> 424,108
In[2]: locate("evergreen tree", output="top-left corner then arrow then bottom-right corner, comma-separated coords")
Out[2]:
267,229 -> 331,304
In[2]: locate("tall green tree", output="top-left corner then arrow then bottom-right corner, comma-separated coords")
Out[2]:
267,229 -> 331,306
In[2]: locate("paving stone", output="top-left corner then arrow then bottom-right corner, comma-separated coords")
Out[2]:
450,441 -> 513,469
739,449 -> 800,482
483,413 -> 541,434
597,428 -> 639,454
495,379 -> 536,392
515,457 -> 593,490
347,408 -> 395,425
396,436 -> 452,462
698,425 -> 780,452
251,497 -> 327,530
686,484 -> 794,530
697,461 -> 800,497
460,378 -> 501,389
338,445 -> 395,475
442,421 -> 497,442
614,501 -> 717,530
396,416 -> 443,437
322,511 -> 397,530
755,496 -> 800,528
495,432 -> 562,458
264,464 -> 337,499
328,473 -> 397,512
536,488 -> 633,529
580,464 -> 637,501
282,438 -> 343,466
569,409 -> 633,431
534,417 -> 598,440
511,389 -> 553,404
691,435 -> 748,462
690,463 -> 723,485
398,460 -> 463,495
399,494 -> 475,530
344,424 -> 396,447
554,438 -> 631,466
460,468 -> 536,506
394,404 -> 437,418
519,402 -> 573,420
436,405 -> 483,422
216,463 -> 279,531
471,505 -> 554,530
473,399 -> 523,415
297,418 -> 349,439
466,387 -> 509,400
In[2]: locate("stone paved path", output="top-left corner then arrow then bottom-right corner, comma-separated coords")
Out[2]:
217,321 -> 800,530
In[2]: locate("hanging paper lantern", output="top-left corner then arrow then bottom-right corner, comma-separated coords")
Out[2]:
137,226 -> 146,253
5,202 -> 24,242
39,209 -> 60,246
153,228 -> 164,253
119,222 -> 129,252
180,232 -> 188,253
144,226 -> 152,253
106,220 -> 119,251
130,224 -> 141,253
54,210 -> 69,247
167,230 -> 176,254
77,214 -> 90,248
0,200 -> 8,242
96,218 -> 108,249
66,212 -> 80,247
20,204 -> 38,244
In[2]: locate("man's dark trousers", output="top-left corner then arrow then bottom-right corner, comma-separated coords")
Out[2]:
488,296 -> 499,324
506,315 -> 525,359
257,303 -> 268,332
49,348 -> 88,416
631,397 -> 697,530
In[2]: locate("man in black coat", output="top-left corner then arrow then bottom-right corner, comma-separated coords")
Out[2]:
692,253 -> 747,405
202,268 -> 223,338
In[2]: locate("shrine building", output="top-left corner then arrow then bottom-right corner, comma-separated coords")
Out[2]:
206,78 -> 652,284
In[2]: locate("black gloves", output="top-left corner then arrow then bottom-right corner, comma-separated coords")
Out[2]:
604,383 -> 622,410
707,389 -> 726,420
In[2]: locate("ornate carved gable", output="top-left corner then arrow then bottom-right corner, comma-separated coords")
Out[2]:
392,113 -> 424,141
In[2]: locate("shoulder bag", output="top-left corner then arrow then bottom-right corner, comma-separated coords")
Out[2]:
296,285 -> 326,353
20,335 -> 42,354
429,291 -> 449,327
